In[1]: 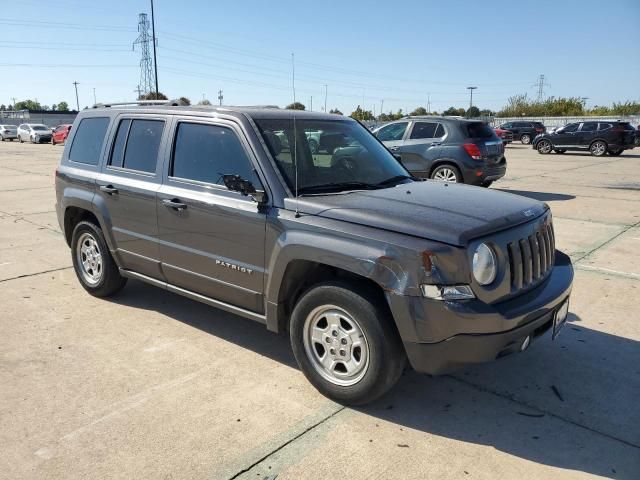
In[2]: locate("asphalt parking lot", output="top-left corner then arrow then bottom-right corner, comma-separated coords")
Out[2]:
1,140 -> 639,479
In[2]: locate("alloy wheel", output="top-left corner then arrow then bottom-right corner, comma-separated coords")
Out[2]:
303,305 -> 370,387
76,232 -> 103,285
432,167 -> 458,182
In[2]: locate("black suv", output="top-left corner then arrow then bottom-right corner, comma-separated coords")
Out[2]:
372,117 -> 506,187
532,121 -> 637,156
55,101 -> 573,405
498,121 -> 546,144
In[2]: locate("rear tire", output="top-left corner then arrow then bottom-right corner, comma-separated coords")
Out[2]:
521,133 -> 532,145
590,140 -> 607,157
431,164 -> 461,183
71,221 -> 127,297
536,139 -> 552,154
290,281 -> 405,406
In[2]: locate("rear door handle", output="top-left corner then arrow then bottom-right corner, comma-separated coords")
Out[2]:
162,198 -> 187,210
99,185 -> 118,195
430,142 -> 442,147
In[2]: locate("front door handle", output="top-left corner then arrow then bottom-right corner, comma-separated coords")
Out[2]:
162,198 -> 187,210
389,146 -> 400,151
99,185 -> 118,195
430,142 -> 442,147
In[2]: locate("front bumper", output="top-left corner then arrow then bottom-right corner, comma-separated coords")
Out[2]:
389,251 -> 573,375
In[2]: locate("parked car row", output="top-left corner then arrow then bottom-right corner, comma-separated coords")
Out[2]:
496,121 -> 546,144
0,123 -> 72,144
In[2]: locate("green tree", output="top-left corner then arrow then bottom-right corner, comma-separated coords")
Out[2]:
139,91 -> 168,100
198,99 -> 212,106
56,101 -> 69,112
286,102 -> 306,110
479,108 -> 494,117
178,97 -> 191,105
15,99 -> 42,111
443,106 -> 464,116
465,106 -> 481,118
329,108 -> 343,115
410,106 -> 428,116
0,104 -> 5,110
349,106 -> 375,121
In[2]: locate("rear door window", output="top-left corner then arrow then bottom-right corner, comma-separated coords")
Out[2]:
375,122 -> 408,141
170,122 -> 258,186
68,117 -> 110,165
409,122 -> 438,139
598,123 -> 612,131
580,123 -> 598,132
109,118 -> 164,174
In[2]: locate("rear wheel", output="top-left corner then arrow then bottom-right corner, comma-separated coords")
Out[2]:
431,164 -> 461,183
290,282 -> 405,405
607,148 -> 623,156
480,180 -> 493,187
71,221 -> 127,297
19,136 -> 23,143
521,133 -> 532,145
590,140 -> 607,157
536,139 -> 552,154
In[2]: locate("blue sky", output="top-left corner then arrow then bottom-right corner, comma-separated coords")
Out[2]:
1,0 -> 639,114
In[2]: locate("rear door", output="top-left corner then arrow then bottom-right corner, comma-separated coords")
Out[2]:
96,115 -> 168,280
156,117 -> 267,313
577,122 -> 598,147
397,121 -> 443,176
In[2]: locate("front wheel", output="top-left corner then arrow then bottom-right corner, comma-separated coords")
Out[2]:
71,221 -> 127,297
521,133 -> 532,145
431,164 -> 461,183
536,140 -> 552,154
590,140 -> 607,157
608,148 -> 623,156
290,282 -> 405,405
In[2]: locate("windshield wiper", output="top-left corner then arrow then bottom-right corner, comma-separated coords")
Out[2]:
374,175 -> 414,187
297,181 -> 377,195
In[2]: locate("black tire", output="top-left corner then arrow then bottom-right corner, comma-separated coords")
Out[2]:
290,281 -> 406,406
590,140 -> 607,157
430,164 -> 462,183
536,139 -> 552,154
0,137 -> 4,142
71,220 -> 127,297
51,138 -> 56,145
554,149 -> 566,154
521,133 -> 532,145
9,138 -> 13,141
480,180 -> 493,187
607,148 -> 623,156
19,136 -> 23,143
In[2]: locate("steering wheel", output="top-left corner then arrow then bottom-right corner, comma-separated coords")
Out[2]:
333,156 -> 359,177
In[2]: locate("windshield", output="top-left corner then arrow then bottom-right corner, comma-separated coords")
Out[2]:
32,125 -> 49,131
254,118 -> 410,194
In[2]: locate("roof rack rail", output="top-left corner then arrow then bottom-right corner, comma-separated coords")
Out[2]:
92,100 -> 173,109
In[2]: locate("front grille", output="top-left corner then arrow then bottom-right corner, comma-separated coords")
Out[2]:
507,220 -> 555,291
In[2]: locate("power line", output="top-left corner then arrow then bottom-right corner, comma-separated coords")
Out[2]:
133,13 -> 156,96
533,74 -> 551,101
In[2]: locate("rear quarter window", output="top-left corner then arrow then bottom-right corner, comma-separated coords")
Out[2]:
68,117 -> 110,165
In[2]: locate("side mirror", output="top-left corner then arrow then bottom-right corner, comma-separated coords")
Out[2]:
222,174 -> 267,204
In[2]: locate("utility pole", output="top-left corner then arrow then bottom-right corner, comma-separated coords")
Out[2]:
466,86 -> 477,109
134,85 -> 143,99
427,93 -> 431,114
310,96 -> 313,111
11,97 -> 17,110
150,0 -> 159,96
380,99 -> 384,117
93,88 -> 97,106
218,89 -> 223,106
323,84 -> 327,112
73,81 -> 80,111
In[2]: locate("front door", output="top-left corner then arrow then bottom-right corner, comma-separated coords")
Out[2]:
374,121 -> 409,155
552,122 -> 580,147
96,116 -> 167,279
577,122 -> 598,148
156,118 -> 267,314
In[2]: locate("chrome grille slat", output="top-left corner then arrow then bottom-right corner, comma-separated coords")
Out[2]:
520,238 -> 533,285
529,234 -> 540,280
508,242 -> 523,290
537,231 -> 547,272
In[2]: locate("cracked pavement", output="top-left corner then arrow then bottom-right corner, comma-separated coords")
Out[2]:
0,141 -> 639,479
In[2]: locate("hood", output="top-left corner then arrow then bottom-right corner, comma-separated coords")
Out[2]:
288,181 -> 547,246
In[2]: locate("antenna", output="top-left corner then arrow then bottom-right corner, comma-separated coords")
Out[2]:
292,52 -> 300,218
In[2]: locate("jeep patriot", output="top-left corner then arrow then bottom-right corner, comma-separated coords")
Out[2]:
55,101 -> 573,405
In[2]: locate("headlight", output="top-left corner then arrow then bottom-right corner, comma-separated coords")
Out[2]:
472,243 -> 497,285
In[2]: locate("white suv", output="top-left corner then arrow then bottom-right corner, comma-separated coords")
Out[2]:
17,124 -> 52,143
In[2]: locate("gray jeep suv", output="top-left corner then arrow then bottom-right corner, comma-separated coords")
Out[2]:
55,101 -> 573,405
373,116 -> 507,186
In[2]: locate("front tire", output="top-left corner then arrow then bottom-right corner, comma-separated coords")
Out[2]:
431,164 -> 461,183
521,133 -> 532,145
71,221 -> 127,297
536,139 -> 552,154
590,140 -> 607,157
290,282 -> 405,405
